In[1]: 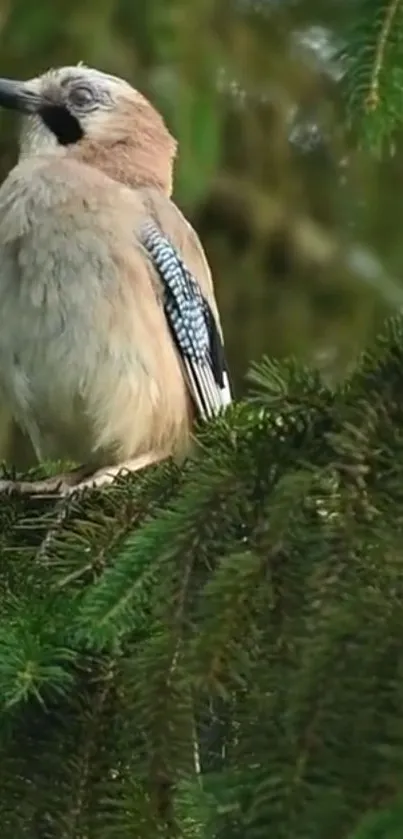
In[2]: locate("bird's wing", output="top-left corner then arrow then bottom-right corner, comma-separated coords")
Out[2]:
139,219 -> 232,421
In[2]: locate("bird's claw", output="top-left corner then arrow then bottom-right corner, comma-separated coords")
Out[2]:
0,476 -> 80,497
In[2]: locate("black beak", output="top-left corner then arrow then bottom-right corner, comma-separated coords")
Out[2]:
0,78 -> 42,113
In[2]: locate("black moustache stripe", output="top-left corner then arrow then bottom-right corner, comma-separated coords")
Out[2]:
39,105 -> 84,146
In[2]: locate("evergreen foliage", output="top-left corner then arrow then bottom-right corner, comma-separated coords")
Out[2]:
0,311 -> 403,836
342,0 -> 403,153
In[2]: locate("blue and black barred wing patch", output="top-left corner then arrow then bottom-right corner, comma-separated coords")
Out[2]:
140,221 -> 232,420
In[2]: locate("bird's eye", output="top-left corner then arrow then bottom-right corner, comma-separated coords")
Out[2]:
69,84 -> 95,109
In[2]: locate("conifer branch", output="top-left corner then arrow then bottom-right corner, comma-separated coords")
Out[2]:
62,658 -> 116,839
365,0 -> 402,111
341,0 -> 403,151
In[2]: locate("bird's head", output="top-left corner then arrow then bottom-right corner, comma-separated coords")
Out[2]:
0,64 -> 177,194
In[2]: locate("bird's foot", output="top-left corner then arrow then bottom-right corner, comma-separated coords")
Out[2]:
69,451 -> 166,493
0,467 -> 87,498
0,451 -> 166,498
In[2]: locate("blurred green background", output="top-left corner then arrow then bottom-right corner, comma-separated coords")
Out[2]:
0,0 -> 401,464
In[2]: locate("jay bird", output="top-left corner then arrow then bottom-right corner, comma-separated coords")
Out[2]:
0,65 -> 232,495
